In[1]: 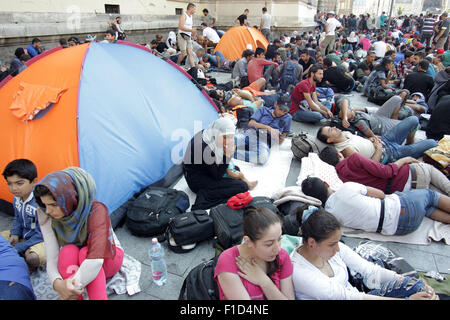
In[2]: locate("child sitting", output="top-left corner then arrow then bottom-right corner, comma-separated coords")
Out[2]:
1,159 -> 46,273
223,159 -> 258,190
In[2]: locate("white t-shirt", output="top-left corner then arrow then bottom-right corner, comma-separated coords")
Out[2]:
291,242 -> 397,300
261,13 -> 272,29
325,182 -> 401,235
373,41 -> 387,58
202,27 -> 220,44
325,17 -> 342,36
334,131 -> 375,159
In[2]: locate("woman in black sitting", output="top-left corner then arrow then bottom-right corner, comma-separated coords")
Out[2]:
183,117 -> 249,210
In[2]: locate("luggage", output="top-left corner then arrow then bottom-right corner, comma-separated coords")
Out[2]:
166,210 -> 215,253
291,132 -> 320,160
178,256 -> 220,300
210,196 -> 279,250
125,187 -> 190,237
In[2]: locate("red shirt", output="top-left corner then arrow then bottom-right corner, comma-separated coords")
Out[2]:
289,78 -> 316,114
336,153 -> 410,193
247,58 -> 278,84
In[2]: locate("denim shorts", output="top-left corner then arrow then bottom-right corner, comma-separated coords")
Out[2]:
394,189 -> 441,236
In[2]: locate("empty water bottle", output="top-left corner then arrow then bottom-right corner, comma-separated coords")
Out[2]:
149,238 -> 167,286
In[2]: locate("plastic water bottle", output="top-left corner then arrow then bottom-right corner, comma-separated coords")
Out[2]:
149,238 -> 167,286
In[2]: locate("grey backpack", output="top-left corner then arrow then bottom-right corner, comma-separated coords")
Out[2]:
291,132 -> 320,160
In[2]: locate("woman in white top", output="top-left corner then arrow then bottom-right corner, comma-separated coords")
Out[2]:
291,205 -> 437,300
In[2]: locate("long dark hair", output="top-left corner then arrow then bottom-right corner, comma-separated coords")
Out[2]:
243,207 -> 282,278
294,204 -> 341,244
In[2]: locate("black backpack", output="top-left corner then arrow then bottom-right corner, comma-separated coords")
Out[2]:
178,256 -> 220,300
125,187 -> 190,237
210,196 -> 279,250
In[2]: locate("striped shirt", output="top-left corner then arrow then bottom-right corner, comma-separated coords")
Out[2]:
422,17 -> 435,34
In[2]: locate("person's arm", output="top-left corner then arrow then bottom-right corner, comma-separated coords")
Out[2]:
248,119 -> 281,139
37,208 -> 84,299
365,186 -> 385,199
9,205 -> 23,244
369,137 -> 383,163
71,258 -> 104,288
311,92 -> 333,118
14,228 -> 43,254
434,25 -> 446,42
235,256 -> 294,300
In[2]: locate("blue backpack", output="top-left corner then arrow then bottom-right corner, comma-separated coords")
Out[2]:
279,61 -> 297,91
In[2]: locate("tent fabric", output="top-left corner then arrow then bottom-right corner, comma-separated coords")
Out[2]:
0,44 -> 86,206
213,26 -> 269,61
10,82 -> 67,121
0,41 -> 219,215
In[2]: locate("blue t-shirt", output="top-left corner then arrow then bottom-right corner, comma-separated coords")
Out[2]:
26,44 -> 39,58
250,106 -> 292,134
0,236 -> 35,297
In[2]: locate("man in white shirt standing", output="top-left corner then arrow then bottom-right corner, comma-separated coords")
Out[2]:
320,11 -> 343,55
177,3 -> 197,68
260,7 -> 272,42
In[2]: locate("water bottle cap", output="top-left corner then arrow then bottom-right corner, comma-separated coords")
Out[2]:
152,238 -> 158,244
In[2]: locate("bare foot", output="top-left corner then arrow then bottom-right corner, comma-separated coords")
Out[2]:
247,181 -> 258,190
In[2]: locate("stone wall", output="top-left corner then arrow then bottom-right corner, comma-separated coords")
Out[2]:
0,11 -> 316,65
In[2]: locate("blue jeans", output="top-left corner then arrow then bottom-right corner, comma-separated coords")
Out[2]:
257,93 -> 281,108
291,101 -> 332,123
202,53 -> 218,67
234,129 -> 271,165
0,280 -> 35,300
368,276 -> 426,298
381,116 -> 438,163
394,189 -> 441,235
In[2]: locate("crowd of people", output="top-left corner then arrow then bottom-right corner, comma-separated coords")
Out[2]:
0,2 -> 449,301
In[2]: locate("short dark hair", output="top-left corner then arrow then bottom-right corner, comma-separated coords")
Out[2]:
418,59 -> 430,71
316,126 -> 330,144
319,146 -> 340,166
201,22 -> 207,27
187,3 -> 195,10
414,51 -> 425,59
3,159 -> 38,182
300,49 -> 309,56
255,47 -> 266,56
203,8 -> 209,13
301,177 -> 329,206
385,50 -> 395,56
32,38 -> 41,44
106,29 -> 116,37
262,7 -> 267,12
323,57 -> 333,67
309,64 -> 323,76
242,49 -> 254,58
404,50 -> 414,58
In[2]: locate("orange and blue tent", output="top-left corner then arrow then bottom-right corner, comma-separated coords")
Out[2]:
0,41 -> 218,221
214,26 -> 269,61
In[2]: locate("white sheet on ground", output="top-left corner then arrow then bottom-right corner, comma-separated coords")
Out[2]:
173,138 -> 294,209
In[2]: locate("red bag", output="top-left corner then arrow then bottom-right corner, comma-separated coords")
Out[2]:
227,192 -> 253,209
